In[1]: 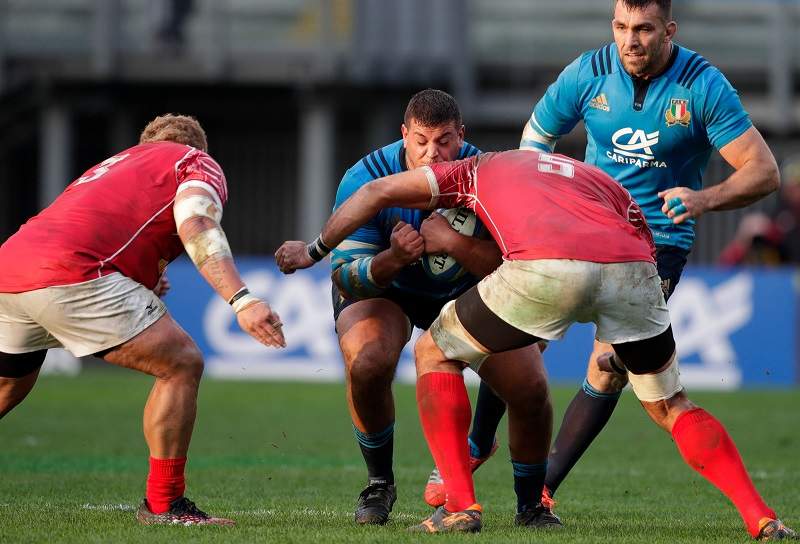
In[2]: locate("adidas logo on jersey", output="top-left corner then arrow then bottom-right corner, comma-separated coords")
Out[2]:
589,94 -> 610,112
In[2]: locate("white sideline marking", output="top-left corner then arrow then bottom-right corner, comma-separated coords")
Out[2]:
81,504 -> 420,521
228,508 -> 418,521
82,503 -> 136,512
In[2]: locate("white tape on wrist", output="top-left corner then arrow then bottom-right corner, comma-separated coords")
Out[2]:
232,293 -> 262,314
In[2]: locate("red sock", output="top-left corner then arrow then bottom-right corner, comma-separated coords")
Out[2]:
146,457 -> 187,514
416,372 -> 476,512
671,409 -> 775,537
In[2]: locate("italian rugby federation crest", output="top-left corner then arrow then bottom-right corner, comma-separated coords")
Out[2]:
665,98 -> 691,127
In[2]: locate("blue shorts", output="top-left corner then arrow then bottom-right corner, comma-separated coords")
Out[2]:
332,284 -> 471,331
655,245 -> 690,301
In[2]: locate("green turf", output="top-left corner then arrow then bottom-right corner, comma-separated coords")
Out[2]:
0,370 -> 797,543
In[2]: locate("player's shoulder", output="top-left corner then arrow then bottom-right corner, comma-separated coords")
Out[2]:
338,141 -> 401,199
568,43 -> 619,82
671,44 -> 729,94
351,140 -> 405,180
458,140 -> 481,159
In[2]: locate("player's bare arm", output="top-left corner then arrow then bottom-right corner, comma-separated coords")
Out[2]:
175,186 -> 285,348
365,221 -> 425,287
276,169 -> 433,273
658,126 -> 779,224
420,212 -> 502,278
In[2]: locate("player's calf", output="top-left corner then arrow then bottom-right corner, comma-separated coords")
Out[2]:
616,329 -> 788,540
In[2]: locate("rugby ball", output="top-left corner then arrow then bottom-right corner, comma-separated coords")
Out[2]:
421,207 -> 484,282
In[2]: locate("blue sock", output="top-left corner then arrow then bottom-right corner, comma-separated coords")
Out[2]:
512,460 -> 547,513
545,379 -> 621,495
468,381 -> 506,458
353,423 -> 395,485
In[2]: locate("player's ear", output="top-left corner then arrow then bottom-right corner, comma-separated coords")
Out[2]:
401,123 -> 409,144
457,124 -> 465,145
665,20 -> 677,42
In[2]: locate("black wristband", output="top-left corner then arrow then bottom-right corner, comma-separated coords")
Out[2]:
228,287 -> 250,306
307,235 -> 332,262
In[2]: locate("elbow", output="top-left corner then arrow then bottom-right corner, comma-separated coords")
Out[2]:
766,159 -> 781,195
331,267 -> 384,301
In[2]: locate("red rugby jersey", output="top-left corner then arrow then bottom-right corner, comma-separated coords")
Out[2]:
0,142 -> 228,292
427,150 -> 655,263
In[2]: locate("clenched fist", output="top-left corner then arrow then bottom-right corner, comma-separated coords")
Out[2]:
389,221 -> 425,264
420,212 -> 459,255
275,241 -> 315,274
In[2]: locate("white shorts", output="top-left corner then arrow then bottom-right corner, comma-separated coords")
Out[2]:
0,273 -> 166,357
431,259 -> 670,370
480,259 -> 669,343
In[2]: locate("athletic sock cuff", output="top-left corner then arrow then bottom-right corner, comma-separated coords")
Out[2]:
511,460 -> 548,478
148,457 -> 187,478
416,372 -> 465,396
671,407 -> 712,439
582,378 -> 622,400
353,423 -> 395,449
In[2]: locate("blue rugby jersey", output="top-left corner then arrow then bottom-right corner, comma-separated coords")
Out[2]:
330,139 -> 481,300
521,44 -> 752,250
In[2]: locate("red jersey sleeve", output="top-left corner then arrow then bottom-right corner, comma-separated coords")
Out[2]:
175,148 -> 229,205
425,156 -> 480,209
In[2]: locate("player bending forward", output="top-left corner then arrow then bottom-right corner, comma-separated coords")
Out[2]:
276,150 -> 795,540
0,114 -> 285,526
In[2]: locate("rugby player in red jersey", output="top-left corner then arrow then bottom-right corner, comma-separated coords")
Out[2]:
0,114 -> 285,526
276,150 -> 794,539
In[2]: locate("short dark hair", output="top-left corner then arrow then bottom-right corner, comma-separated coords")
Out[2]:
616,0 -> 672,19
404,89 -> 462,128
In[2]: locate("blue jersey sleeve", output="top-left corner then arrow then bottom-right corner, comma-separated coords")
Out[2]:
522,55 -> 584,151
700,68 -> 752,150
330,165 -> 388,299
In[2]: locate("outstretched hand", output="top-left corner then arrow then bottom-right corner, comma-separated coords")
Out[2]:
236,300 -> 286,348
275,241 -> 315,274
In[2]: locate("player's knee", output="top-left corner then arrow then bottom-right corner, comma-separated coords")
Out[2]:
345,341 -> 400,389
506,371 -> 550,414
413,332 -> 453,375
587,362 -> 629,393
159,337 -> 204,382
413,333 -> 436,363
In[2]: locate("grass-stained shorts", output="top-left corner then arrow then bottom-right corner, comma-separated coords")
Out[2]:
0,272 -> 166,357
430,259 -> 670,371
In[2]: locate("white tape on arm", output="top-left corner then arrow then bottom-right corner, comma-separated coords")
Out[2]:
174,193 -> 223,230
183,228 -> 233,268
174,186 -> 232,269
421,166 -> 440,208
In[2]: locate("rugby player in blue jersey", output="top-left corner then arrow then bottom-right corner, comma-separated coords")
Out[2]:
421,0 -> 787,536
481,0 -> 782,538
330,89 -> 555,526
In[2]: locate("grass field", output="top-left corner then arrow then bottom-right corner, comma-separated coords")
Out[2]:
0,370 -> 797,543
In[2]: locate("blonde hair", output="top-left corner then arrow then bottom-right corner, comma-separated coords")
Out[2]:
139,114 -> 208,152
